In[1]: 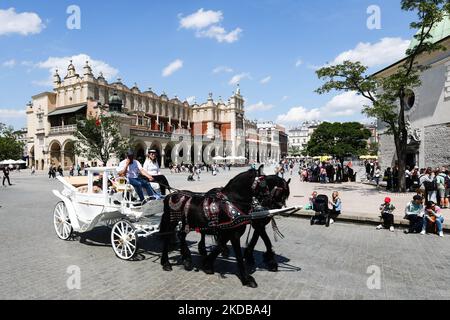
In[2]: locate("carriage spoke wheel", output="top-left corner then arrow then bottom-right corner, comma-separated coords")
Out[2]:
53,202 -> 73,240
111,220 -> 138,260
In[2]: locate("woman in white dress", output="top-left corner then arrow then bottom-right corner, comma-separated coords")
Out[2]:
143,149 -> 171,195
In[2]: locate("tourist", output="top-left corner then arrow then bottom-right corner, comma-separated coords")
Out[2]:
329,191 -> 342,224
77,164 -> 81,176
143,149 -> 170,195
421,168 -> 437,203
405,166 -> 412,191
373,166 -> 382,189
2,166 -> 12,187
404,195 -> 424,234
392,165 -> 399,192
384,167 -> 393,191
377,197 -> 396,232
117,150 -> 159,202
421,201 -> 444,237
444,170 -> 450,209
31,165 -> 36,175
436,169 -> 446,208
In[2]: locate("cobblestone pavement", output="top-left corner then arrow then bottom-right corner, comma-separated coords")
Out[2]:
1,169 -> 450,300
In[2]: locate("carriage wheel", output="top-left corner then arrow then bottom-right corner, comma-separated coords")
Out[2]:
111,220 -> 138,260
53,202 -> 73,240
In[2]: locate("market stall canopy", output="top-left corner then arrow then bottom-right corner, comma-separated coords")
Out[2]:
360,155 -> 378,160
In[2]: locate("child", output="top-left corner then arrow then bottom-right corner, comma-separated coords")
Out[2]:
377,197 -> 396,232
421,201 -> 444,237
329,191 -> 342,225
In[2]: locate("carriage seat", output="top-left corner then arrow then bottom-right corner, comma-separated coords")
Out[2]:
63,176 -> 101,188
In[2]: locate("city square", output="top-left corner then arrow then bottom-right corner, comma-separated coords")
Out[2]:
1,167 -> 450,300
2,0 -> 450,303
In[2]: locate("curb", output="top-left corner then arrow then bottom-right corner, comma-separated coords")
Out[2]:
289,210 -> 450,232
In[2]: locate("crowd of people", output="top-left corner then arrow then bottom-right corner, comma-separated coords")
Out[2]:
276,159 -> 356,183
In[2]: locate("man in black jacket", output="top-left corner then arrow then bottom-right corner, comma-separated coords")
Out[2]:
2,166 -> 12,186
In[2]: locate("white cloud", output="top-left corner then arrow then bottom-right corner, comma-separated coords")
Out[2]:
229,73 -> 250,85
2,59 -> 16,68
186,96 -> 196,104
179,8 -> 242,43
196,26 -> 242,43
295,59 -> 303,67
35,54 -> 119,86
281,96 -> 289,101
213,66 -> 233,74
330,37 -> 410,68
162,59 -> 183,77
260,76 -> 271,84
179,8 -> 223,30
0,108 -> 25,118
247,101 -> 274,113
276,91 -> 371,124
322,91 -> 369,117
276,107 -> 321,124
0,8 -> 44,36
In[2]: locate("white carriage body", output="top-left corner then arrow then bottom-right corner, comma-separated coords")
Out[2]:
52,167 -> 164,260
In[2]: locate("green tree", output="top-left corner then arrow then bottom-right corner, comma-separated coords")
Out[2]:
74,114 -> 131,165
0,123 -> 25,161
367,142 -> 379,156
305,122 -> 371,161
288,146 -> 301,156
315,0 -> 450,192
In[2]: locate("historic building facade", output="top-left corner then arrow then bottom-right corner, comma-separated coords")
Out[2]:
374,17 -> 450,169
26,61 -> 280,170
287,121 -> 322,152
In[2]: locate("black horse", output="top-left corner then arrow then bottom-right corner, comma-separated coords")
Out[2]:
198,175 -> 291,272
159,166 -> 267,287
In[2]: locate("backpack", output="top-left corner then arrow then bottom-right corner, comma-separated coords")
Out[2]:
445,175 -> 450,189
424,178 -> 437,191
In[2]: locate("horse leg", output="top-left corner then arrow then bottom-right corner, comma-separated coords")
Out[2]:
244,227 -> 259,265
198,232 -> 207,256
202,236 -> 225,274
230,233 -> 257,288
161,234 -> 172,271
258,223 -> 278,272
178,230 -> 193,271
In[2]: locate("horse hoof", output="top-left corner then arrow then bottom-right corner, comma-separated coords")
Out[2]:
162,264 -> 172,272
203,268 -> 214,275
242,276 -> 258,288
184,260 -> 193,271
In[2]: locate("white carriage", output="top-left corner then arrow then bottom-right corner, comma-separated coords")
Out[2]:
52,167 -> 164,260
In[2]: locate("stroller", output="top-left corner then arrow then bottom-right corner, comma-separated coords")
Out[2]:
310,194 -> 331,227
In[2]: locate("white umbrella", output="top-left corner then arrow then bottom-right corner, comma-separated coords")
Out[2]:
0,159 -> 16,165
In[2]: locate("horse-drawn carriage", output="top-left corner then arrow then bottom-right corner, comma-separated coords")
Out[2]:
52,167 -> 165,260
52,165 -> 302,287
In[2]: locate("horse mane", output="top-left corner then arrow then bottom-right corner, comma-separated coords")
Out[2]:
222,169 -> 257,192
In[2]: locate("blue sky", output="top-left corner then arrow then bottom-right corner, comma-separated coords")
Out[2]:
0,0 -> 417,130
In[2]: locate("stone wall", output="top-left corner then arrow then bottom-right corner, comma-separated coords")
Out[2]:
378,133 -> 397,169
424,123 -> 450,167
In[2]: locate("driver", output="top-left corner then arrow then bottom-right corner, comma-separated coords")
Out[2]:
117,150 -> 160,202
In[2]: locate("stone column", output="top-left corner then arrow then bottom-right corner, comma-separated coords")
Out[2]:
161,149 -> 166,169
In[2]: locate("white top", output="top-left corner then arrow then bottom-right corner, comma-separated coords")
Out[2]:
143,159 -> 160,175
116,160 -> 143,179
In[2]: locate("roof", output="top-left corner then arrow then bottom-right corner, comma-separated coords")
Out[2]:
409,15 -> 450,50
47,104 -> 86,116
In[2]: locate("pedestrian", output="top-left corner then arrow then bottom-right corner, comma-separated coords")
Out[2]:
328,191 -> 342,225
444,170 -> 450,209
2,166 -> 12,186
31,165 -> 36,175
384,167 -> 393,191
377,197 -> 396,232
436,169 -> 446,208
421,201 -> 444,237
404,195 -> 424,234
373,166 -> 382,189
77,164 -> 81,176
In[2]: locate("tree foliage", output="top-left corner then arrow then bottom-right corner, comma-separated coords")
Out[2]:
74,114 -> 130,165
305,122 -> 371,159
0,123 -> 25,161
315,0 -> 450,192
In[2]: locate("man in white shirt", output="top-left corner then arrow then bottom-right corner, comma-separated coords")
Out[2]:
117,150 -> 159,202
143,149 -> 171,195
